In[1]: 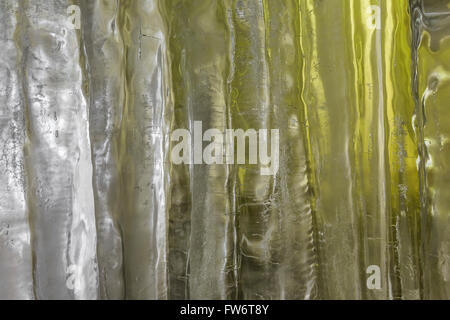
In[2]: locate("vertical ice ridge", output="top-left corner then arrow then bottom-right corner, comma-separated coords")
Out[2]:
80,0 -> 125,300
298,0 -> 363,299
261,0 -> 319,299
158,0 -> 193,300
161,0 -> 237,299
383,0 -> 422,300
187,1 -> 237,299
353,0 -> 390,299
0,0 -> 34,300
117,0 -> 170,299
409,0 -> 426,299
225,0 -> 278,299
19,0 -> 98,299
297,0 -> 325,300
224,2 -> 240,299
411,0 -> 450,299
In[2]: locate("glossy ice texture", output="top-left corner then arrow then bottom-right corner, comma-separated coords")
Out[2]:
0,0 -> 449,299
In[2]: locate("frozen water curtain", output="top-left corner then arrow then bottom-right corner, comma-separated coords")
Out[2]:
0,0 -> 449,300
